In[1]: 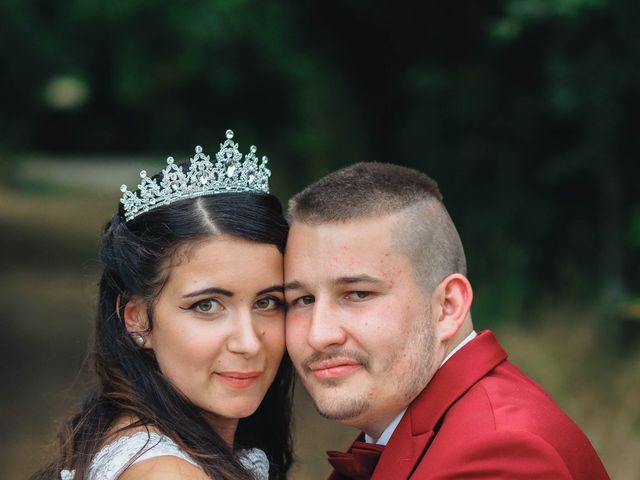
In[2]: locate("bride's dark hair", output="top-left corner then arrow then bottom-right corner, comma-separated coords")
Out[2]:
32,191 -> 293,479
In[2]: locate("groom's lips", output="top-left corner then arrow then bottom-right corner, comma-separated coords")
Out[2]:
307,358 -> 362,379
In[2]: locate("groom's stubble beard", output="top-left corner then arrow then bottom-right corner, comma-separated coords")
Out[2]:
302,347 -> 372,421
302,309 -> 437,424
316,397 -> 370,421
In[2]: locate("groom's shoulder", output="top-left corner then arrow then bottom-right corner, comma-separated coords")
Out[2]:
416,359 -> 608,477
445,358 -> 578,435
406,361 -> 608,478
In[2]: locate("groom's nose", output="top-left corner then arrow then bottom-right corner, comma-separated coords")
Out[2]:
307,297 -> 347,351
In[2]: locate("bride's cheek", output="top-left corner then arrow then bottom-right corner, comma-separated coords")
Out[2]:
265,325 -> 286,357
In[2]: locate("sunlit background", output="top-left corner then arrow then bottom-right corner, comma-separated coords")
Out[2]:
1,1 -> 639,478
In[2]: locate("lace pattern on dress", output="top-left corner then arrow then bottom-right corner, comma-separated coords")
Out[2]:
87,431 -> 199,480
238,448 -> 270,479
60,431 -> 269,480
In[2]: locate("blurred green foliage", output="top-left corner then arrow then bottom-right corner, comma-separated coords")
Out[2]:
1,0 -> 639,320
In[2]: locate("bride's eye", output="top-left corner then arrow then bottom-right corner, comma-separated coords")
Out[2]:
255,296 -> 283,311
189,299 -> 224,314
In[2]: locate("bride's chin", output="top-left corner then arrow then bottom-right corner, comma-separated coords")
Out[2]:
200,401 -> 262,421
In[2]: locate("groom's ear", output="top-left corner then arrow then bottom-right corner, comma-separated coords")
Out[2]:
431,273 -> 473,342
123,297 -> 153,348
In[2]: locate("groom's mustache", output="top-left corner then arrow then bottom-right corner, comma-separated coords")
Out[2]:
301,348 -> 370,373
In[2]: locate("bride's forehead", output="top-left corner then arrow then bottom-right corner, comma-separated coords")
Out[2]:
161,238 -> 283,290
167,236 -> 280,266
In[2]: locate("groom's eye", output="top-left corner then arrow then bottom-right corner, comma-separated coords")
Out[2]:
293,295 -> 315,306
347,291 -> 370,301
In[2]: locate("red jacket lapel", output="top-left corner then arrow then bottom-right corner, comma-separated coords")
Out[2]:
371,330 -> 507,479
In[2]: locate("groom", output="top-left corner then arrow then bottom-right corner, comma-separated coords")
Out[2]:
284,163 -> 609,479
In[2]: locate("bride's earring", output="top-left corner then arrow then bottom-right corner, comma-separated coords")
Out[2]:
132,333 -> 146,347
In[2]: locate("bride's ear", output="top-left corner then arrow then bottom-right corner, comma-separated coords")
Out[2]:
123,297 -> 153,349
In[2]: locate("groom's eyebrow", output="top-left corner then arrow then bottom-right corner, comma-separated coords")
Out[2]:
284,275 -> 389,292
335,274 -> 387,286
284,281 -> 303,291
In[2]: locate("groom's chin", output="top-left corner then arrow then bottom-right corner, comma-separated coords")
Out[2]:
313,395 -> 370,422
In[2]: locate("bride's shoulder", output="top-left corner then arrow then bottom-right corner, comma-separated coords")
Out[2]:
118,454 -> 208,480
88,424 -> 203,480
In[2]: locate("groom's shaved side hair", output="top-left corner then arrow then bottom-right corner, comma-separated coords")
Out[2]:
288,162 -> 466,291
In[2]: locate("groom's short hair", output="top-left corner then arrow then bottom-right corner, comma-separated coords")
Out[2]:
287,162 -> 467,292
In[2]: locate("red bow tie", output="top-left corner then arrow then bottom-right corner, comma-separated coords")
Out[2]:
327,441 -> 385,480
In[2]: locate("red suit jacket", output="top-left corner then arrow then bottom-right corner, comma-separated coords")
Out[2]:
330,330 -> 609,479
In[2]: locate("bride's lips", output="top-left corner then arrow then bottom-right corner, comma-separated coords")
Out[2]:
215,371 -> 262,388
307,358 -> 362,379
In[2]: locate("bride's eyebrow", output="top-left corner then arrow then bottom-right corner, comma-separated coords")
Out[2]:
183,287 -> 234,298
257,285 -> 285,296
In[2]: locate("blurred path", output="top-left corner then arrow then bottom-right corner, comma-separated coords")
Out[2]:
17,155 -> 160,191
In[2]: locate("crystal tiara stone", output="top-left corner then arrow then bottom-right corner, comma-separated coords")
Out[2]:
120,129 -> 271,222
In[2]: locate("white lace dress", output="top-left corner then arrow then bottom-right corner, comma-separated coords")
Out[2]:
59,432 -> 269,480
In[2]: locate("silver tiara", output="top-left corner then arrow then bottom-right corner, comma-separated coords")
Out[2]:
120,129 -> 271,222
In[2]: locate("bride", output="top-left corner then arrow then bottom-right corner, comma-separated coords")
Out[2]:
32,131 -> 293,479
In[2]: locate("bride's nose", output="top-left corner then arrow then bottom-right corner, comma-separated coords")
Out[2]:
226,310 -> 262,357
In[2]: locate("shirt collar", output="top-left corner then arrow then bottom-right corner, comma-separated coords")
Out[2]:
441,330 -> 477,366
364,408 -> 406,445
